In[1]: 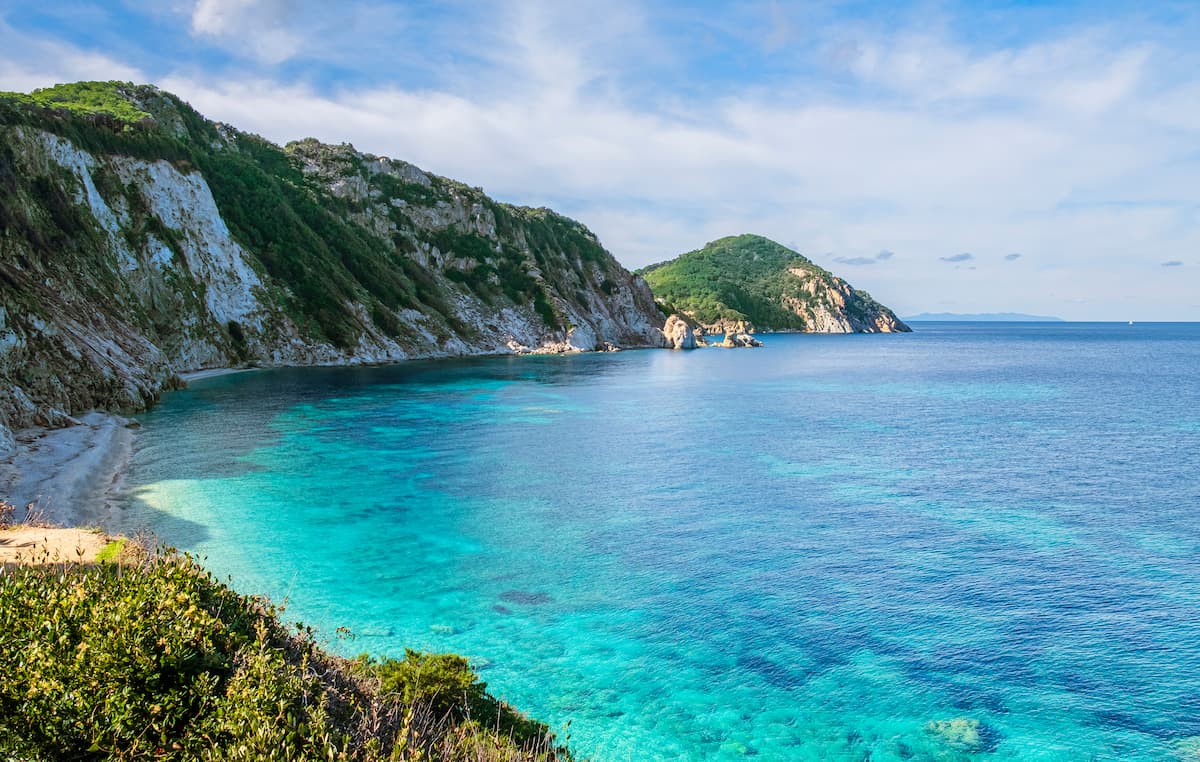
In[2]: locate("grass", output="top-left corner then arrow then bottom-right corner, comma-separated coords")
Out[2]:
0,81 -> 151,124
94,538 -> 127,563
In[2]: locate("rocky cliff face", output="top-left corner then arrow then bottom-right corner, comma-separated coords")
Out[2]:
779,267 -> 908,334
0,82 -> 665,451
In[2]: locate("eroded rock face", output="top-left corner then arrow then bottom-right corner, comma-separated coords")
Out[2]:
704,318 -> 755,335
662,314 -> 697,350
781,273 -> 909,334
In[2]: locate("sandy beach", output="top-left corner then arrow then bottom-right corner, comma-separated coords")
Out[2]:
0,369 -> 254,530
0,525 -> 117,566
0,412 -> 135,527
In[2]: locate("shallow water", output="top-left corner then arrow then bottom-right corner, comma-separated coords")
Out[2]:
116,323 -> 1200,761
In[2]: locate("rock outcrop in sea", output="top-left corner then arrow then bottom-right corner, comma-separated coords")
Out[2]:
662,314 -> 698,350
720,333 -> 763,348
0,82 -> 668,448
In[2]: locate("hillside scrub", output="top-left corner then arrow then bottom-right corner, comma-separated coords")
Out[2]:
0,546 -> 572,761
638,234 -> 909,333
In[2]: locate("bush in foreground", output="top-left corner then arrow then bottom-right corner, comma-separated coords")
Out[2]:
0,548 -> 571,761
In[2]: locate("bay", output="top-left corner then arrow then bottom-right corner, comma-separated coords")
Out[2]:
114,323 -> 1200,761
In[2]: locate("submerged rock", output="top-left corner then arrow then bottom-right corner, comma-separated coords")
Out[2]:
924,717 -> 994,753
1173,737 -> 1200,761
499,590 -> 552,605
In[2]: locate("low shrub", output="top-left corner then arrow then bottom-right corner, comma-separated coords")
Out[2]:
366,650 -> 561,754
0,549 -> 573,761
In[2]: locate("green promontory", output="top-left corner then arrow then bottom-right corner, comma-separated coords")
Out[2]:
638,234 -> 910,333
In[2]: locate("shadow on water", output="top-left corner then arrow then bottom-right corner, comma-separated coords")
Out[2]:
108,489 -> 213,548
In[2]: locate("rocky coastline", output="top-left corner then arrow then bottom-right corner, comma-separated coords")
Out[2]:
0,83 -> 669,462
0,84 -> 907,529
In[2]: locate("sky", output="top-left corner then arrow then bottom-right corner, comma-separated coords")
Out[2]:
1,1 -> 1198,320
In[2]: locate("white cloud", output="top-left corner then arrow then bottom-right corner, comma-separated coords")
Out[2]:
1,3 -> 1199,319
0,18 -> 143,90
844,28 -> 1153,115
187,0 -> 304,63
183,0 -> 411,66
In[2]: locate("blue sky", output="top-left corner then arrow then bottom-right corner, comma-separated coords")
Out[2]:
2,0 -> 1199,319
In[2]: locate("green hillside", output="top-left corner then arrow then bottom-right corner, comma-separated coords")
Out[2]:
638,234 -> 909,333
0,81 -> 617,348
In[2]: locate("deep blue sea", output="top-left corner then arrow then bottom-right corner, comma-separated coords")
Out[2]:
115,323 -> 1200,761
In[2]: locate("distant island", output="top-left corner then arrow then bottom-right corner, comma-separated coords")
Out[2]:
904,312 -> 1065,322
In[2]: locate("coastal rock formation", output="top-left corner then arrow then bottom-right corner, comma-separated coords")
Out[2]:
662,314 -> 697,350
0,82 -> 667,440
720,332 -> 763,348
706,318 -> 754,336
639,234 -> 909,334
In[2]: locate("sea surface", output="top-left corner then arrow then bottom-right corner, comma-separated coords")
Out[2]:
115,323 -> 1200,761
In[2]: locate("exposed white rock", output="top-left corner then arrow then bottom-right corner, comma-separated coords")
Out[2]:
110,156 -> 263,329
33,131 -> 122,236
662,314 -> 697,350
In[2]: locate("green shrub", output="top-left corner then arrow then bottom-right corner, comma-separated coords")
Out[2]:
0,550 -> 573,762
5,81 -> 152,124
368,650 -> 562,755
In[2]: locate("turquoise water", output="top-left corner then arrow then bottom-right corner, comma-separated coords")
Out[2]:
115,323 -> 1200,761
